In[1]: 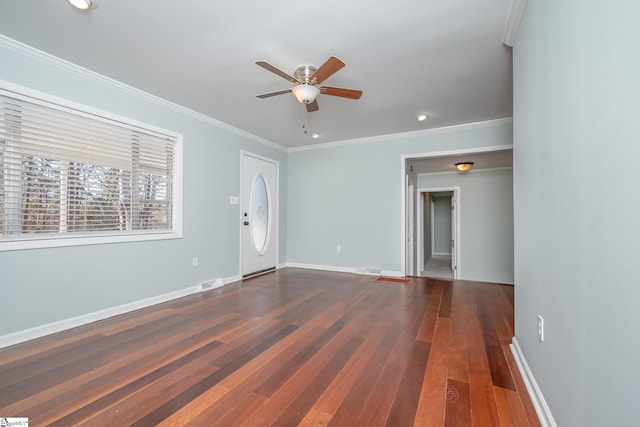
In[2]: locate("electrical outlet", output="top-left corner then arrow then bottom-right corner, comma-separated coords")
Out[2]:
537,315 -> 544,342
192,257 -> 199,267
336,245 -> 342,253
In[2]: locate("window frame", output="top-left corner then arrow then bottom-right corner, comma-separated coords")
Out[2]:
0,81 -> 183,251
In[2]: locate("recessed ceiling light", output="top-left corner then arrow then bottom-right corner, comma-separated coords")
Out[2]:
417,114 -> 429,122
68,0 -> 97,10
311,133 -> 320,139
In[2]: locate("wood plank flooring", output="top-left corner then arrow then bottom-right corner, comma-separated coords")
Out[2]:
0,268 -> 540,426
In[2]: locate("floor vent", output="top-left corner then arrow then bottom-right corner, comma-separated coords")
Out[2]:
200,278 -> 224,291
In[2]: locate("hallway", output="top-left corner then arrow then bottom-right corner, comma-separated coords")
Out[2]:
423,254 -> 453,279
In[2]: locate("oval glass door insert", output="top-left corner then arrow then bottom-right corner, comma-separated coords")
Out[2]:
251,175 -> 269,253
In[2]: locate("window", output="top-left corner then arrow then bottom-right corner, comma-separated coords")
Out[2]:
0,85 -> 182,250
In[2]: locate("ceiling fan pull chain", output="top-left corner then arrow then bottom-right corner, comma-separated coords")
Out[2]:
302,105 -> 308,135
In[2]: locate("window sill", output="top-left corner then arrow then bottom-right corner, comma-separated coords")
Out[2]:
0,230 -> 183,251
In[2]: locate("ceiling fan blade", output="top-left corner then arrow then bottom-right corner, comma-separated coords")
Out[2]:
256,89 -> 292,99
309,56 -> 345,84
306,99 -> 319,112
320,86 -> 363,100
256,60 -> 299,83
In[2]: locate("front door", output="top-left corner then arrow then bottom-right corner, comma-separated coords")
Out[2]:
241,153 -> 278,277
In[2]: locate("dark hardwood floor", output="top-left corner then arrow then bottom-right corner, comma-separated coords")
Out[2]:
0,268 -> 540,426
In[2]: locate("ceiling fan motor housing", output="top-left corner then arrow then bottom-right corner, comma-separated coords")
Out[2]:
294,65 -> 317,84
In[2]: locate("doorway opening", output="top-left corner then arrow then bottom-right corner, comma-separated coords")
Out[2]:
419,190 -> 457,279
400,145 -> 513,279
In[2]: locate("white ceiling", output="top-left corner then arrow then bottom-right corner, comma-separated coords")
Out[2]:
0,0 -> 514,149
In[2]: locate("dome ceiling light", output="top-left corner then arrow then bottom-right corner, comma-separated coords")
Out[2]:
455,162 -> 474,172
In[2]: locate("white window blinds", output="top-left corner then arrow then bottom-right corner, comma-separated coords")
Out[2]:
0,89 -> 178,244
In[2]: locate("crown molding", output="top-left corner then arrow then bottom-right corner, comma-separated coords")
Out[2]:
288,118 -> 513,153
503,0 -> 528,47
0,34 -> 287,153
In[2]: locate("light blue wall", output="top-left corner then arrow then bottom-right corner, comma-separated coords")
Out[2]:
286,123 -> 513,274
419,169 -> 513,283
0,41 -> 287,336
513,1 -> 640,425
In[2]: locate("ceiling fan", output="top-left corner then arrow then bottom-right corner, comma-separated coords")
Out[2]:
255,56 -> 363,112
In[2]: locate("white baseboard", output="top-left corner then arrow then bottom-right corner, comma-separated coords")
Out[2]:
222,274 -> 242,285
0,274 -> 238,349
285,262 -> 355,274
380,269 -> 403,278
510,337 -> 557,427
284,262 -> 402,278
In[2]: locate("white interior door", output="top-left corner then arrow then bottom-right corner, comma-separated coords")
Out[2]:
451,195 -> 457,277
241,153 -> 277,277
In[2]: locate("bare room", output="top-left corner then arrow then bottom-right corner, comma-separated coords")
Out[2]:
1,1 -> 639,426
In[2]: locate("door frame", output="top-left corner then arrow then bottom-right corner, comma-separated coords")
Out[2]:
405,177 -> 415,275
417,187 -> 460,278
400,145 -> 512,278
239,150 -> 279,277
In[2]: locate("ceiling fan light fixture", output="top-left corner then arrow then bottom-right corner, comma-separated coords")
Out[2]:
455,162 -> 474,172
67,0 -> 97,10
292,84 -> 320,104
